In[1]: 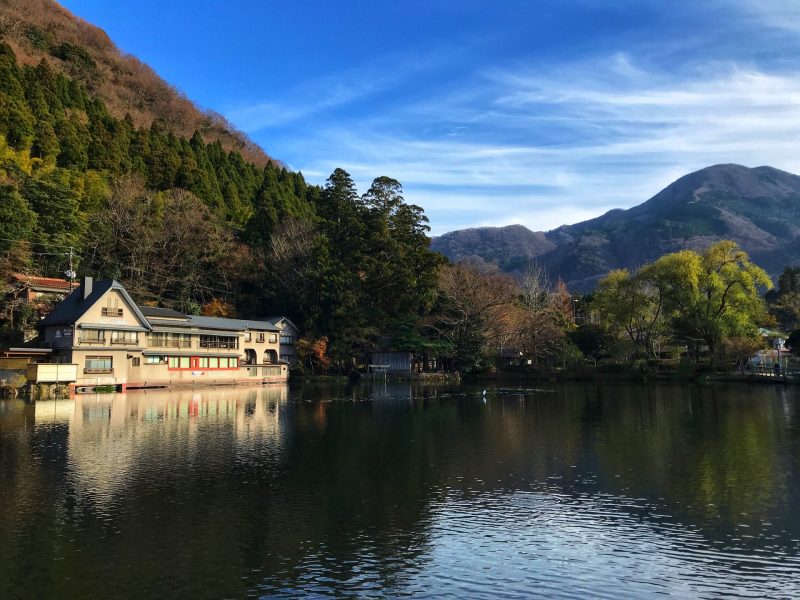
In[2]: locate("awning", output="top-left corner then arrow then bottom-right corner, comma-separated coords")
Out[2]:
149,326 -> 243,336
142,350 -> 241,358
79,324 -> 148,332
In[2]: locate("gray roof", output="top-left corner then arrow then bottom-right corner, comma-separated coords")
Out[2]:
187,315 -> 279,332
41,279 -> 282,334
140,306 -> 187,320
41,280 -> 152,330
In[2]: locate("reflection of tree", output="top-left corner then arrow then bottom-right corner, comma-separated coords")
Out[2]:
590,385 -> 793,537
0,383 -> 798,598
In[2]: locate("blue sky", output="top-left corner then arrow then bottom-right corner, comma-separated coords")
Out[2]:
60,0 -> 800,235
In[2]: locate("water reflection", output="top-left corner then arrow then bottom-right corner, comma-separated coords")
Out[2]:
0,382 -> 798,598
28,388 -> 290,513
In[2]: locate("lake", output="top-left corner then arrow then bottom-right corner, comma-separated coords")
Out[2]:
1,382 -> 799,598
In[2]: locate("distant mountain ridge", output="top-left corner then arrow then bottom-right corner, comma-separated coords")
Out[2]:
431,164 -> 800,290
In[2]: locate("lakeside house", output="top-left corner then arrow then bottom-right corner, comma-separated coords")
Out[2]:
22,276 -> 289,391
4,273 -> 79,342
261,316 -> 300,365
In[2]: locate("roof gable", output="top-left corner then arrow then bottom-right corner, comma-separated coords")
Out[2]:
261,316 -> 300,332
41,280 -> 152,330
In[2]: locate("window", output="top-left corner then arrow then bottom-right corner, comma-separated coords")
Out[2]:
165,356 -> 238,370
102,297 -> 123,317
256,332 -> 265,343
245,331 -> 252,342
145,355 -> 166,365
147,332 -> 191,348
168,356 -> 191,369
280,335 -> 294,345
199,335 -> 238,349
111,330 -> 138,345
269,334 -> 278,343
131,357 -> 141,367
79,329 -> 105,344
85,356 -> 112,373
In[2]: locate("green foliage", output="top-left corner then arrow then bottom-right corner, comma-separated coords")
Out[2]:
50,42 -> 97,73
594,241 -> 772,366
765,266 -> 800,331
25,26 -> 54,51
0,43 -> 443,367
0,185 -> 36,252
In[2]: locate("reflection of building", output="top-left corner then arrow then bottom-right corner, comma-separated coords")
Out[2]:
34,387 -> 289,508
34,277 -> 290,390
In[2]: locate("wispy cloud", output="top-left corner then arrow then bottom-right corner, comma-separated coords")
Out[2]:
225,3 -> 800,236
727,0 -> 800,32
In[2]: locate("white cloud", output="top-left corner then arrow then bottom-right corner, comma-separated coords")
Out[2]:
230,44 -> 800,235
727,0 -> 800,32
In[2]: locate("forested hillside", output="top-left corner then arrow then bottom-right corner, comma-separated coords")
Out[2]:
0,40 -> 442,361
0,0 -> 269,165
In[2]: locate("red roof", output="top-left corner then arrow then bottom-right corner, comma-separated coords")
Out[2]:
11,273 -> 78,291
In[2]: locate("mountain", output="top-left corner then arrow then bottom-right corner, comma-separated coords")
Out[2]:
431,164 -> 800,290
0,0 -> 271,166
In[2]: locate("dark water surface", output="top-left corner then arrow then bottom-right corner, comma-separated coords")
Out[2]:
1,382 -> 799,598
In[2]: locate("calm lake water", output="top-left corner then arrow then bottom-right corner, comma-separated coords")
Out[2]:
1,382 -> 799,599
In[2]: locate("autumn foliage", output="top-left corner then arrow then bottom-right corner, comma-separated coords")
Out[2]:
297,337 -> 331,374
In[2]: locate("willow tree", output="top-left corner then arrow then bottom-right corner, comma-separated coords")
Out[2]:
595,241 -> 771,366
654,241 -> 772,365
593,267 -> 666,359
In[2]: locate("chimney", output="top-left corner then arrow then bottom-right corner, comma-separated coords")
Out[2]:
82,276 -> 93,300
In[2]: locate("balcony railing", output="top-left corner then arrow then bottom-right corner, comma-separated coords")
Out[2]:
101,307 -> 123,317
110,339 -> 139,346
148,340 -> 191,348
79,337 -> 106,345
84,368 -> 114,375
199,340 -> 238,349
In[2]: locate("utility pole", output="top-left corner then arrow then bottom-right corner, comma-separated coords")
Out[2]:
65,247 -> 76,287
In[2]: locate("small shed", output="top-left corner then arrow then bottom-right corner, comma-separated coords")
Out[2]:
371,351 -> 413,372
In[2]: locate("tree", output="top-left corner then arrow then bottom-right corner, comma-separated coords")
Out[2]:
0,185 -> 36,252
432,262 -> 518,372
593,268 -> 666,359
765,266 -> 800,331
296,336 -> 331,374
657,241 -> 771,366
514,262 -> 570,366
596,241 -> 771,367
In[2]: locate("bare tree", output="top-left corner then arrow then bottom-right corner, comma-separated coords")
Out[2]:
432,262 -> 519,370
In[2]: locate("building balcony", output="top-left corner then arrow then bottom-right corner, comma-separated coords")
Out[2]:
84,368 -> 114,375
148,340 -> 192,348
79,337 -> 106,345
199,341 -> 239,350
